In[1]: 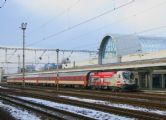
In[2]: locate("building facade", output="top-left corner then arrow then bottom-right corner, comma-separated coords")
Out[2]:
99,34 -> 166,64
98,34 -> 166,90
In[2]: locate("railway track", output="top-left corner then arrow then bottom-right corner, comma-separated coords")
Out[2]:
0,87 -> 166,119
58,88 -> 166,101
0,93 -> 94,120
1,84 -> 166,110
2,84 -> 166,101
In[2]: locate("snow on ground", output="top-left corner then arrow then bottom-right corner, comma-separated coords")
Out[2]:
16,96 -> 133,120
0,86 -> 8,89
0,101 -> 41,120
59,95 -> 166,116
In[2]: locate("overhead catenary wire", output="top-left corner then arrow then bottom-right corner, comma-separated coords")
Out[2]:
27,0 -> 135,47
70,25 -> 166,52
3,1 -> 166,73
71,42 -> 99,50
0,46 -> 97,53
37,0 -> 81,29
29,0 -> 166,52
64,0 -> 166,50
135,25 -> 166,35
17,0 -> 166,52
30,0 -> 166,49
7,50 -> 17,61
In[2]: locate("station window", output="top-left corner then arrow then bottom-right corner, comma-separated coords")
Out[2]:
152,74 -> 162,88
139,73 -> 146,88
102,37 -> 116,59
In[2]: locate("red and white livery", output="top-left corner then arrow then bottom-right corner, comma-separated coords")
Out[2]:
7,70 -> 137,91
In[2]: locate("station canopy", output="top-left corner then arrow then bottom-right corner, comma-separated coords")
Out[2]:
98,34 -> 166,64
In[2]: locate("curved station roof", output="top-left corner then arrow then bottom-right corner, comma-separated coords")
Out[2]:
98,34 -> 166,64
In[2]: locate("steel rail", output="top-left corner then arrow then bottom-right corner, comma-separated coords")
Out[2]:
1,85 -> 166,109
0,93 -> 94,120
0,88 -> 165,120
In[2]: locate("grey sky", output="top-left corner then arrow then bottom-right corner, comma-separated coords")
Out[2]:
0,0 -> 166,50
1,0 -> 166,73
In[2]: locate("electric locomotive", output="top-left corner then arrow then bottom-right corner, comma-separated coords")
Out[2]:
89,71 -> 137,91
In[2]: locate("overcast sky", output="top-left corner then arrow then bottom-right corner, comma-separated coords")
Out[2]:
1,0 -> 166,50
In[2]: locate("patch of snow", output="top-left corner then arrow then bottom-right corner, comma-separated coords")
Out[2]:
0,86 -> 8,89
0,101 -> 41,120
16,96 -> 133,120
59,95 -> 166,116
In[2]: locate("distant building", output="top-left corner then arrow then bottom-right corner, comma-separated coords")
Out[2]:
98,34 -> 166,90
20,65 -> 36,73
62,59 -> 98,69
25,65 -> 36,72
44,63 -> 62,70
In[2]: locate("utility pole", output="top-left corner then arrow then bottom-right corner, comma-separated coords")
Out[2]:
21,23 -> 27,88
5,48 -> 8,73
56,49 -> 59,91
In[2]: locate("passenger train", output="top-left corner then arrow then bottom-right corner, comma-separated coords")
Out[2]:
7,70 -> 137,91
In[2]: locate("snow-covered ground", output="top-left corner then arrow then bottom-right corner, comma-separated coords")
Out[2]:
0,101 -> 41,120
0,86 -> 8,89
16,96 -> 133,120
59,95 -> 166,115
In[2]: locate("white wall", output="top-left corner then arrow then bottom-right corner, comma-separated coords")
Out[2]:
62,59 -> 98,68
121,50 -> 166,62
60,50 -> 166,68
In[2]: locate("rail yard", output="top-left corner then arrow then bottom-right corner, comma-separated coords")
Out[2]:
0,84 -> 165,120
1,0 -> 166,120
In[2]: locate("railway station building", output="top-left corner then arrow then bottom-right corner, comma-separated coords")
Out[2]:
98,34 -> 166,90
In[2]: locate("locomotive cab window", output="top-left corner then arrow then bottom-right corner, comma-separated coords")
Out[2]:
123,72 -> 130,80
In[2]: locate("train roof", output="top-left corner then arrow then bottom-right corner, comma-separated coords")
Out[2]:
5,70 -> 91,77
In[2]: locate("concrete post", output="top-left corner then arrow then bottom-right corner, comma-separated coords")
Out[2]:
56,49 -> 59,91
138,72 -> 141,89
148,72 -> 153,90
162,74 -> 165,89
0,67 -> 2,82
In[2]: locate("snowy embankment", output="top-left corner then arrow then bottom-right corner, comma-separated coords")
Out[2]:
59,95 -> 166,116
17,96 -> 133,120
0,101 -> 41,120
0,86 -> 8,89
